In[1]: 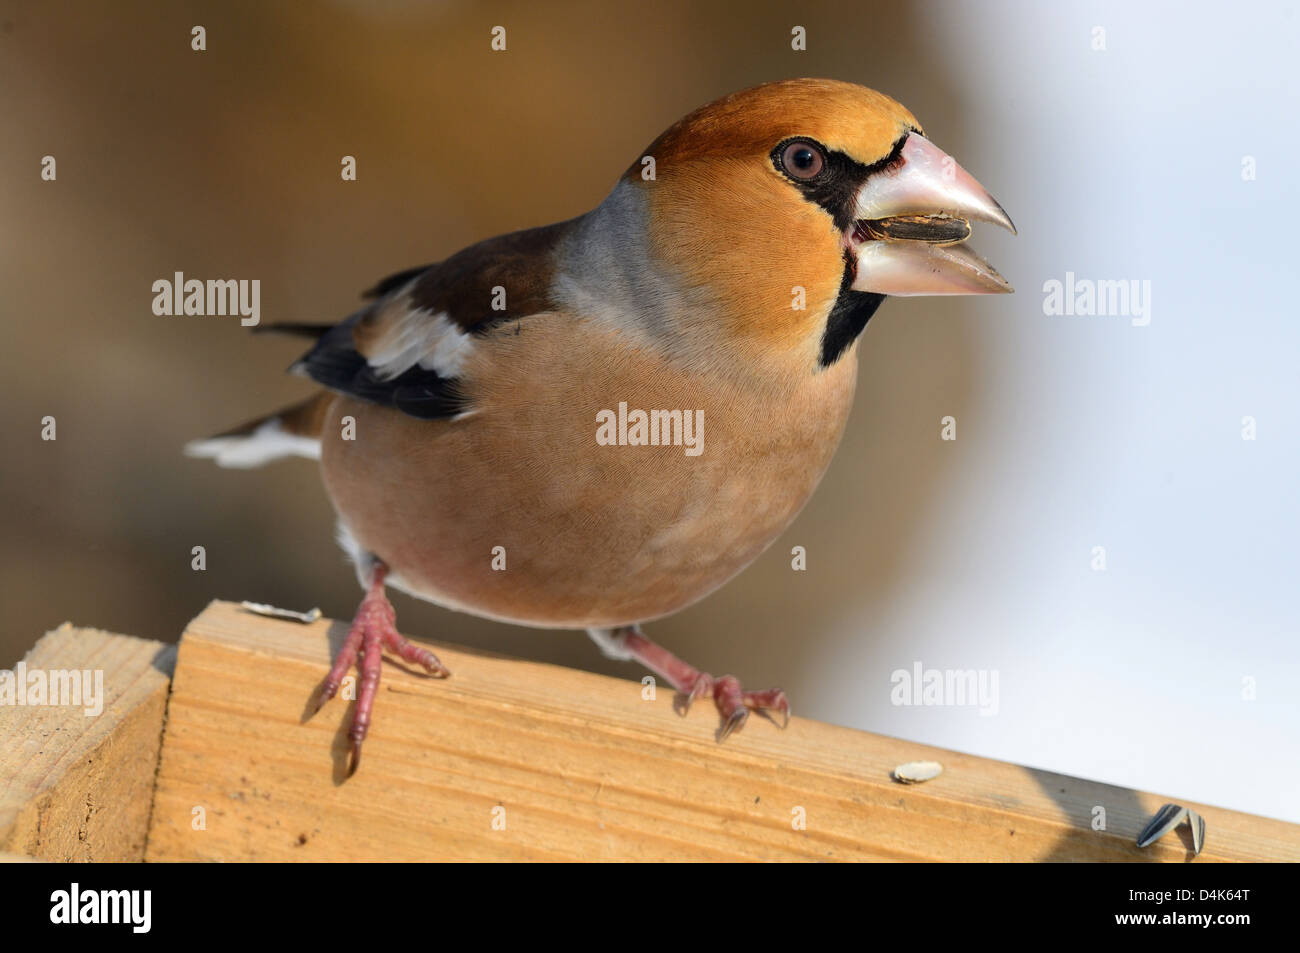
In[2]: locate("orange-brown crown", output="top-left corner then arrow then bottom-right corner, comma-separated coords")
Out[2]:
633,79 -> 921,177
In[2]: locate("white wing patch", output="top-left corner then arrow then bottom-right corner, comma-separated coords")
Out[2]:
184,418 -> 321,469
365,290 -> 475,381
415,312 -> 477,378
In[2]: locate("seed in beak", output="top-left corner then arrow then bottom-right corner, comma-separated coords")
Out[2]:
855,215 -> 972,246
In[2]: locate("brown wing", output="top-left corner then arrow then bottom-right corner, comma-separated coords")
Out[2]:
292,221 -> 571,419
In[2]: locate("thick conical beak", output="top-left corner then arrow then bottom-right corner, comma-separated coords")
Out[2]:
848,132 -> 1015,295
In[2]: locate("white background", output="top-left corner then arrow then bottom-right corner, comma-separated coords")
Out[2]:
804,0 -> 1300,824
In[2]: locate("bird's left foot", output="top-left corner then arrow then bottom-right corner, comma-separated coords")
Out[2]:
681,673 -> 791,740
591,625 -> 790,741
315,560 -> 450,775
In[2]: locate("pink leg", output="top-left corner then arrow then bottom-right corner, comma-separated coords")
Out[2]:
615,626 -> 790,740
315,561 -> 449,775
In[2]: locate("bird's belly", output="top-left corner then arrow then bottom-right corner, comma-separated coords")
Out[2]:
319,326 -> 858,628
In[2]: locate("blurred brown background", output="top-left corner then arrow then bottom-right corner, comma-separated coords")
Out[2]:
1,0 -> 983,708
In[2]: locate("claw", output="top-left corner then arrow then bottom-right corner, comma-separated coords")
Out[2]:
348,740 -> 362,778
314,679 -> 339,714
718,706 -> 748,742
674,675 -> 713,717
760,703 -> 791,730
423,657 -> 452,678
743,689 -> 790,728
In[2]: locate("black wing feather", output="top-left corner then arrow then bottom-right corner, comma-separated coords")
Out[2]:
291,317 -> 467,420
286,222 -> 568,420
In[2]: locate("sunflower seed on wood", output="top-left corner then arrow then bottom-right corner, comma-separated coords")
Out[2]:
893,760 -> 943,784
1187,809 -> 1206,855
1136,802 -> 1206,856
240,601 -> 322,624
1136,803 -> 1187,848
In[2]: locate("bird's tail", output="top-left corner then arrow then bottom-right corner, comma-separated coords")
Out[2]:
185,392 -> 333,469
249,322 -> 335,339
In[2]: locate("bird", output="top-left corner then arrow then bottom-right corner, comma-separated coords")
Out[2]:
187,78 -> 1015,775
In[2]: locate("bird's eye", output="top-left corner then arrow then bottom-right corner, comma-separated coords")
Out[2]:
779,139 -> 825,180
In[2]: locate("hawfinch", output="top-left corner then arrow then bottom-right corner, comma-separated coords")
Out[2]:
189,78 -> 1015,774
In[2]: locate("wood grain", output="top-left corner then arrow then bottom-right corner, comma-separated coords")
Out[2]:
0,625 -> 174,861
145,600 -> 1300,862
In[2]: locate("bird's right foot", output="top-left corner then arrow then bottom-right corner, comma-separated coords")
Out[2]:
315,560 -> 450,775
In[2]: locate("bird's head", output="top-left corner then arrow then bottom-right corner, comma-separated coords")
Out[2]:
620,78 -> 1015,371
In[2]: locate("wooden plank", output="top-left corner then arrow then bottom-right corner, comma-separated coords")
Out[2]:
0,625 -> 175,861
147,600 -> 1300,862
